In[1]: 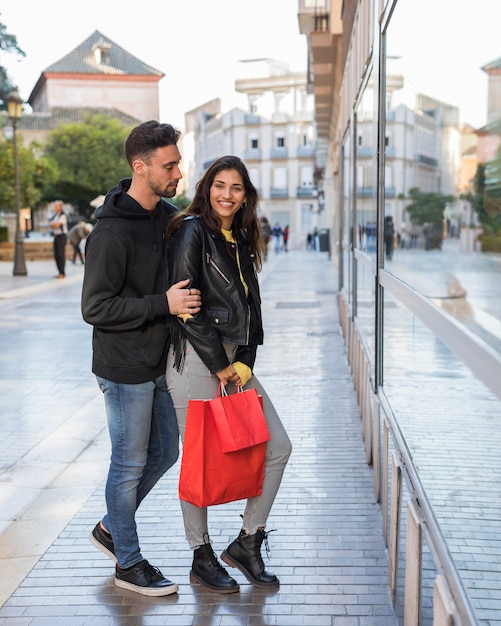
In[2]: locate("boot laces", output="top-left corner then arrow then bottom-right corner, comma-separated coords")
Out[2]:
255,528 -> 276,564
201,533 -> 226,572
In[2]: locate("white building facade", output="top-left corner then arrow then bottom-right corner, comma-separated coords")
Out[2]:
182,59 -> 320,250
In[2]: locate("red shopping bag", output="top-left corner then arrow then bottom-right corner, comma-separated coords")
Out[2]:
210,385 -> 270,453
178,395 -> 266,507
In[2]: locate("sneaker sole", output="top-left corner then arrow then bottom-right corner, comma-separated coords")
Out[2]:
115,577 -> 179,596
89,531 -> 117,563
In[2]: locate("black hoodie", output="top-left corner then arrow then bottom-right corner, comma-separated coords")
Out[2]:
81,179 -> 178,383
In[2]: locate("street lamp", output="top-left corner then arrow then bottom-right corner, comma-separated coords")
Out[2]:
6,89 -> 27,276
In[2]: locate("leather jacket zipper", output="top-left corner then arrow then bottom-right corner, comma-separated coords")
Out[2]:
206,253 -> 231,284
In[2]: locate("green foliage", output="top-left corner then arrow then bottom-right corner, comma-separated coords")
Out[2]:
168,191 -> 191,210
465,145 -> 501,235
478,234 -> 501,252
403,187 -> 455,250
0,225 -> 8,242
43,114 -> 133,215
404,187 -> 455,227
0,17 -> 26,110
0,134 -> 55,211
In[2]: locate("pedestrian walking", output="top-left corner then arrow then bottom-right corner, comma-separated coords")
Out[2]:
47,200 -> 68,278
384,215 -> 395,260
272,222 -> 282,253
165,155 -> 292,594
282,225 -> 289,251
81,121 -> 201,597
260,215 -> 272,260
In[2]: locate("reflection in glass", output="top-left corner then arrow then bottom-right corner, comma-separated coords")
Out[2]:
355,74 -> 378,258
383,0 -> 501,354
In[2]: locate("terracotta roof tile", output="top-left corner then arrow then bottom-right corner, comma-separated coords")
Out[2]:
44,30 -> 164,77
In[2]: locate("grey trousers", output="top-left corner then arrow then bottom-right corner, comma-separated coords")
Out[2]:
166,341 -> 292,549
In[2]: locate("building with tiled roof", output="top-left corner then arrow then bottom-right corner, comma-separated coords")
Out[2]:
1,31 -> 164,144
28,30 -> 163,122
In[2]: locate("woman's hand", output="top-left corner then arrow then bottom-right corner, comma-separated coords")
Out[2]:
216,365 -> 242,387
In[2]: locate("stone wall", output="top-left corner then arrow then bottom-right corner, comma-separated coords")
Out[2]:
0,241 -> 73,262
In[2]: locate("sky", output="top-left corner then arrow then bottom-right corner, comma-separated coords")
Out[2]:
386,0 -> 500,128
1,0 -> 499,131
0,0 -> 307,130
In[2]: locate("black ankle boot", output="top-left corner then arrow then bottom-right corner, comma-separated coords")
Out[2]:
221,528 -> 279,589
191,536 -> 239,594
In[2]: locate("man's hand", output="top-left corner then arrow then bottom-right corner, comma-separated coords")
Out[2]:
166,279 -> 201,315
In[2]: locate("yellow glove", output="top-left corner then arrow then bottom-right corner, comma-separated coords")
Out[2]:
232,361 -> 252,387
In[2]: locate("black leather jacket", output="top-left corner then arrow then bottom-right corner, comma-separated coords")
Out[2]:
167,216 -> 263,374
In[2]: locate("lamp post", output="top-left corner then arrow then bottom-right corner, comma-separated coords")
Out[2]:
6,89 -> 27,276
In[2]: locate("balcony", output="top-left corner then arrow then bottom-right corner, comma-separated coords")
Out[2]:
270,147 -> 289,159
243,148 -> 262,160
297,146 -> 315,158
416,154 -> 438,167
297,185 -> 318,197
244,114 -> 261,124
356,186 -> 396,198
270,188 -> 289,198
298,0 -> 343,144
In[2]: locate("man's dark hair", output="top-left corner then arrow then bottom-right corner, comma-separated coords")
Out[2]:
125,120 -> 181,166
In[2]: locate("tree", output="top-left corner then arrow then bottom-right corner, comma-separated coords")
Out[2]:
463,144 -> 501,236
169,191 -> 191,210
43,114 -> 133,216
0,17 -> 26,109
404,187 -> 454,250
482,143 -> 501,235
0,134 -> 57,211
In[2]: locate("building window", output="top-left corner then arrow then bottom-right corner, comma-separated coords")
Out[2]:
302,126 -> 314,146
249,96 -> 258,115
249,168 -> 260,189
273,167 -> 287,188
300,165 -> 314,187
276,133 -> 286,148
250,134 -> 259,149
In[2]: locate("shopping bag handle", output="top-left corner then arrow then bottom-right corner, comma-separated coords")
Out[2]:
217,382 -> 244,397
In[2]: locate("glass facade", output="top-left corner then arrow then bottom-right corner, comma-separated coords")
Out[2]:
329,0 -> 501,622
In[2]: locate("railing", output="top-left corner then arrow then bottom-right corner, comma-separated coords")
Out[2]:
337,265 -> 486,625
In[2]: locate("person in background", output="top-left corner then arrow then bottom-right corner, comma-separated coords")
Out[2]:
165,155 -> 292,594
272,222 -> 282,254
384,215 -> 395,260
81,121 -> 201,597
281,224 -> 289,252
47,200 -> 68,278
259,215 -> 272,260
68,221 -> 93,264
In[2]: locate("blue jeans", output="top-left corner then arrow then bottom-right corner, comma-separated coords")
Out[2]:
96,374 -> 179,569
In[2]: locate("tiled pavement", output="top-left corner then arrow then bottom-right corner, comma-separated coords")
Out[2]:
0,251 -> 398,625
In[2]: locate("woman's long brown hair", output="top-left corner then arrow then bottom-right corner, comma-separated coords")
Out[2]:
167,155 -> 264,270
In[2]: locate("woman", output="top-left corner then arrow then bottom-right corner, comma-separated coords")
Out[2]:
166,155 -> 292,594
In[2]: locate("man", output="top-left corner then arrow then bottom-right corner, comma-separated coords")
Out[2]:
48,199 -> 68,278
81,121 -> 201,596
68,221 -> 92,264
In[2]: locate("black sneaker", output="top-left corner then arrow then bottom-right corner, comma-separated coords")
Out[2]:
115,559 -> 179,596
89,522 -> 116,563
